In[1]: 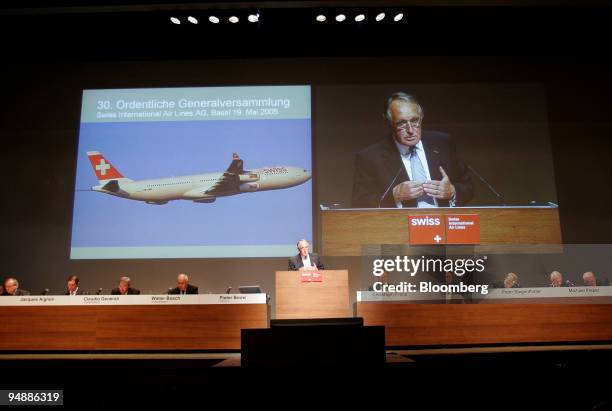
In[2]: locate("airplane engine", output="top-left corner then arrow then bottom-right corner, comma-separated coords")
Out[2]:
239,173 -> 259,183
239,182 -> 259,192
193,197 -> 216,203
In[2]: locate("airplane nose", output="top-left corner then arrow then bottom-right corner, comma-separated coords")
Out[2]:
303,170 -> 312,181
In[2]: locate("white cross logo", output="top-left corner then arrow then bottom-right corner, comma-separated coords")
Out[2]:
434,235 -> 442,243
96,159 -> 111,176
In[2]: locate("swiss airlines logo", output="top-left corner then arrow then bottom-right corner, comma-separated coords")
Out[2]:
408,214 -> 481,245
96,159 -> 111,176
410,216 -> 441,226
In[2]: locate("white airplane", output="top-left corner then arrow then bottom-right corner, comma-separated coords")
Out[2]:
86,151 -> 311,204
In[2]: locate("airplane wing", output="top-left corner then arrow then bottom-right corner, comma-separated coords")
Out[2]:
206,171 -> 240,195
205,154 -> 244,195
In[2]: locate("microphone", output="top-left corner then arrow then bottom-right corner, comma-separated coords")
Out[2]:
41,288 -> 49,296
378,165 -> 404,208
466,164 -> 506,206
226,287 -> 232,294
167,287 -> 173,294
564,280 -> 575,287
96,288 -> 103,295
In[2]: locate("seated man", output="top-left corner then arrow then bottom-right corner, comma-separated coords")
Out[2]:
1,277 -> 30,296
288,239 -> 325,271
110,276 -> 140,295
583,271 -> 610,287
65,275 -> 85,295
549,270 -> 572,287
168,273 -> 199,295
503,272 -> 520,288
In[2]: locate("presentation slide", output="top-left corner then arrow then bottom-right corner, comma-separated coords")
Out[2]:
71,86 -> 312,259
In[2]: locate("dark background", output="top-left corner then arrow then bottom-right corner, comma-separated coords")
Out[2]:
0,5 -> 611,309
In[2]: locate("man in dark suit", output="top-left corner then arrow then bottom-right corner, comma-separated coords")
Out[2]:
110,276 -> 140,295
64,275 -> 86,295
168,273 -> 199,295
288,239 -> 325,271
1,277 -> 30,296
352,92 -> 473,208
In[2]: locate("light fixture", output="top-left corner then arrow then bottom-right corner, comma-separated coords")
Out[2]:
335,14 -> 346,22
376,13 -> 385,21
316,14 -> 326,22
170,17 -> 181,24
248,14 -> 259,23
209,16 -> 220,24
229,16 -> 239,23
394,13 -> 404,22
187,16 -> 198,24
355,14 -> 365,22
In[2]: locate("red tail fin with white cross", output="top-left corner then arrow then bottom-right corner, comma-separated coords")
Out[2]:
87,151 -> 127,183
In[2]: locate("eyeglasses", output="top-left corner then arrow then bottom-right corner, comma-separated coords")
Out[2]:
394,118 -> 422,130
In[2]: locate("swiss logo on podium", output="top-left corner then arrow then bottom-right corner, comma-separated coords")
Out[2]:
446,215 -> 480,244
408,215 -> 446,245
408,214 -> 481,245
300,271 -> 323,282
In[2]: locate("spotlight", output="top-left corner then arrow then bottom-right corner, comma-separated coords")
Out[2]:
248,14 -> 259,23
316,14 -> 326,22
187,16 -> 198,24
376,13 -> 385,21
229,16 -> 239,23
170,17 -> 181,25
209,16 -> 220,24
335,14 -> 346,22
355,14 -> 365,22
394,13 -> 404,22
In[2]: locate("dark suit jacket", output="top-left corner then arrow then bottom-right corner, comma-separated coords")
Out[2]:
288,253 -> 325,271
168,284 -> 199,295
352,131 -> 473,208
110,287 -> 140,295
1,289 -> 30,296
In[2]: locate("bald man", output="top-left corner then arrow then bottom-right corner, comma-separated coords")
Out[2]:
168,273 -> 199,295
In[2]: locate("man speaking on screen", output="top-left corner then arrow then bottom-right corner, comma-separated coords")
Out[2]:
352,92 -> 473,208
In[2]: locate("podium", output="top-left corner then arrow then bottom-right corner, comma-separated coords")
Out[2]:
321,206 -> 562,256
275,270 -> 350,319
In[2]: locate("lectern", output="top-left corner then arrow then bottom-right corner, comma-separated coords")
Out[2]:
275,270 -> 349,319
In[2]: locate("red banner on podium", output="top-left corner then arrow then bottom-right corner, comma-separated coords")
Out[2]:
408,215 -> 445,245
300,271 -> 323,282
446,214 -> 480,244
408,214 -> 480,245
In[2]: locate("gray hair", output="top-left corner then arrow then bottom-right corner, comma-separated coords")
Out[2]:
4,277 -> 18,287
384,92 -> 424,123
119,276 -> 131,284
296,239 -> 309,249
177,273 -> 189,282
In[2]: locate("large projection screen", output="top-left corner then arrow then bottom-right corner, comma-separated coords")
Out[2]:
71,86 -> 312,259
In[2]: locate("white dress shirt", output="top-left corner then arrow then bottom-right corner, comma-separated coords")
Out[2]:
301,254 -> 313,268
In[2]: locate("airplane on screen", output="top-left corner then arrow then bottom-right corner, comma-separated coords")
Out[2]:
85,151 -> 311,205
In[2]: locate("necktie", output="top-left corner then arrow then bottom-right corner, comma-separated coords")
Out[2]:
409,147 -> 435,207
